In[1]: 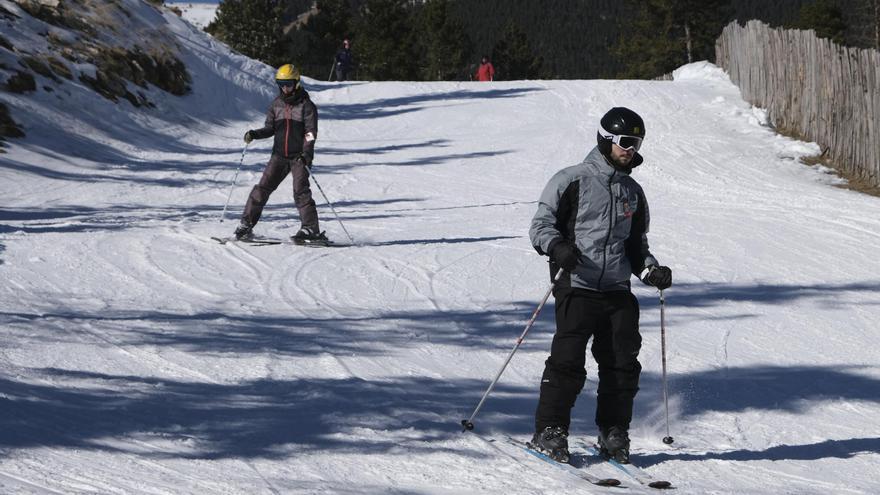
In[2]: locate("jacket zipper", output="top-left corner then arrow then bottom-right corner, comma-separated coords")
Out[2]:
597,173 -> 615,289
284,106 -> 290,156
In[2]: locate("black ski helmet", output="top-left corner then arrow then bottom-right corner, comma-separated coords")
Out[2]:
597,107 -> 645,157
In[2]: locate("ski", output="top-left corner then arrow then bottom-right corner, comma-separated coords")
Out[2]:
290,238 -> 347,248
211,236 -> 283,246
211,236 -> 348,247
583,443 -> 672,489
501,436 -> 622,487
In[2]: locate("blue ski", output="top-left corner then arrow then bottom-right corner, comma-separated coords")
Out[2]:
502,436 -> 622,487
583,443 -> 672,489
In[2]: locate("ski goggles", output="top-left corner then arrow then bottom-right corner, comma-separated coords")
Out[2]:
599,129 -> 643,151
276,79 -> 298,88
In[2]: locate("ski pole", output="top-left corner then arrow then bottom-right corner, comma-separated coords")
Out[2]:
660,289 -> 674,445
219,143 -> 249,222
461,268 -> 565,432
309,169 -> 356,245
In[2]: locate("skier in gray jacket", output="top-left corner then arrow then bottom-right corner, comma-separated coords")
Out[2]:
528,107 -> 672,464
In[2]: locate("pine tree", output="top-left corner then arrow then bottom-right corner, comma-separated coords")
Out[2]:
491,19 -> 544,80
873,0 -> 880,49
788,0 -> 847,44
615,0 -> 731,79
414,0 -> 471,81
845,0 -> 880,49
355,0 -> 417,80
205,0 -> 286,67
286,0 -> 354,80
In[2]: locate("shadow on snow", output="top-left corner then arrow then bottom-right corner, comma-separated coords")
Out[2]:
2,363 -> 878,462
634,437 -> 880,466
2,300 -> 880,462
318,87 -> 544,121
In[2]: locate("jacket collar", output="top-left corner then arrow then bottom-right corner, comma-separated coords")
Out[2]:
586,146 -> 643,177
280,87 -> 307,105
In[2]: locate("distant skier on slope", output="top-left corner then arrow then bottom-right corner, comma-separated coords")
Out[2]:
528,107 -> 673,464
235,64 -> 326,243
474,55 -> 495,81
334,38 -> 354,81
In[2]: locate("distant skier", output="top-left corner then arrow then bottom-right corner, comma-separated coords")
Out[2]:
334,38 -> 354,81
528,107 -> 673,464
474,55 -> 495,81
235,64 -> 325,243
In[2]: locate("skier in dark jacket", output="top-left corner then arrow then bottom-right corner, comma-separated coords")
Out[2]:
528,107 -> 672,464
234,64 -> 325,242
334,39 -> 354,81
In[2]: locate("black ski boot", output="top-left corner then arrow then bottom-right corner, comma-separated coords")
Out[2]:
292,226 -> 327,244
529,426 -> 570,463
234,221 -> 253,241
598,426 -> 630,463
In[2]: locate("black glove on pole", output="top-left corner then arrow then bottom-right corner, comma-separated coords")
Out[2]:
645,265 -> 672,290
548,238 -> 581,271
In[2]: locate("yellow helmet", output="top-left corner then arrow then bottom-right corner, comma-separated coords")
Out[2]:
275,64 -> 300,88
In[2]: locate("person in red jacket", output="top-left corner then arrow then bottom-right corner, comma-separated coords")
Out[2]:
475,55 -> 495,81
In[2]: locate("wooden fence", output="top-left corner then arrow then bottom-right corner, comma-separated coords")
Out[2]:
716,20 -> 880,187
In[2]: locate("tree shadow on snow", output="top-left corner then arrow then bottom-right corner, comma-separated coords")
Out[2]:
3,364 -> 877,462
0,205 -> 206,234
360,235 -> 521,247
2,301 -> 880,462
0,304 -> 553,458
2,146 -> 252,189
633,437 -> 880,467
656,365 -> 880,418
0,193 -> 427,234
0,369 -> 538,460
311,148 -> 514,174
617,365 -> 880,466
319,87 -> 544,122
658,281 -> 880,310
320,138 -> 452,155
0,304 -> 557,358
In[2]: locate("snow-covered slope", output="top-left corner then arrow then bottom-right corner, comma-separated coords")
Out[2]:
2,2 -> 880,494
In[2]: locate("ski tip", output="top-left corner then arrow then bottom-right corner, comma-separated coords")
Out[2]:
648,480 -> 673,489
210,236 -> 228,245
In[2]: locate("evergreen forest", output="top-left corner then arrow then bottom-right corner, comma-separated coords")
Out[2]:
203,0 -> 880,81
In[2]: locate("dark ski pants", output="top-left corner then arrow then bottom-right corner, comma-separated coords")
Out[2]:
535,288 -> 642,433
242,154 -> 318,230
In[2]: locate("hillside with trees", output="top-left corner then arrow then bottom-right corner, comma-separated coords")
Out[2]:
204,0 -> 880,81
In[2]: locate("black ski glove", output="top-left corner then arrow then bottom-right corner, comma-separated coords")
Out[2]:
644,265 -> 672,290
298,152 -> 313,169
548,238 -> 581,272
244,130 -> 255,144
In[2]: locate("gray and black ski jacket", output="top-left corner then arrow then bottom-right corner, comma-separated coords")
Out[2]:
529,146 -> 658,291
